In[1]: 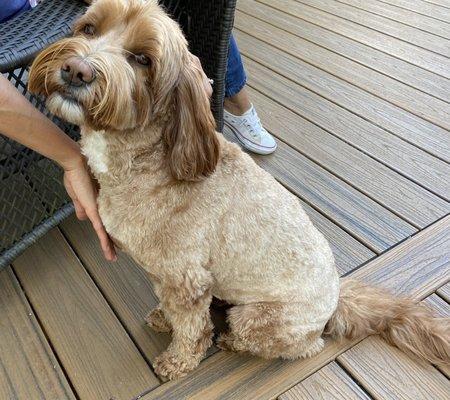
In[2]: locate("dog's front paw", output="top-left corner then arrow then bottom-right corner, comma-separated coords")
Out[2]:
145,307 -> 171,333
153,351 -> 199,380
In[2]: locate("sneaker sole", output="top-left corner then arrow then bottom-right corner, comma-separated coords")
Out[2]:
223,121 -> 277,155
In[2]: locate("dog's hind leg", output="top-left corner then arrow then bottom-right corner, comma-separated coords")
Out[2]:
152,267 -> 214,380
217,301 -> 324,360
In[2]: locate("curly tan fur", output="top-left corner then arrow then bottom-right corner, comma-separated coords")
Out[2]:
29,0 -> 449,380
325,279 -> 450,366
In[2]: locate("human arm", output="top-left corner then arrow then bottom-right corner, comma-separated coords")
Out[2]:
0,75 -> 116,261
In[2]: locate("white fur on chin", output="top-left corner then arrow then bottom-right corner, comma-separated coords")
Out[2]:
46,92 -> 85,126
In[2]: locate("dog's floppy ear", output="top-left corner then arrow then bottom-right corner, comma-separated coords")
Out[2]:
162,60 -> 219,181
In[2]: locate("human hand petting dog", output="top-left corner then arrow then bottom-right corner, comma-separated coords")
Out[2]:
63,157 -> 117,261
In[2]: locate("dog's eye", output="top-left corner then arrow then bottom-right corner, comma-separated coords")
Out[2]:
83,24 -> 95,36
134,54 -> 151,66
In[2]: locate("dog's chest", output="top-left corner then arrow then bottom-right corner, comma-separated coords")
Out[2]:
80,130 -> 109,175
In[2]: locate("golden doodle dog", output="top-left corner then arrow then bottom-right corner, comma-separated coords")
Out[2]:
29,0 -> 449,380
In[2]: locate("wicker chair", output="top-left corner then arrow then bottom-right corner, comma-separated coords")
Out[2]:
0,0 -> 236,270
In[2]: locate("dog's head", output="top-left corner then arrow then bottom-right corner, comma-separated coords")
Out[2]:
29,0 -> 219,181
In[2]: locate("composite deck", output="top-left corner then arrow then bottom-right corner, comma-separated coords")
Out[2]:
1,0 -> 450,399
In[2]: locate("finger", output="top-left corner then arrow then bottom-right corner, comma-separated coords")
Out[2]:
86,209 -> 117,261
73,199 -> 88,220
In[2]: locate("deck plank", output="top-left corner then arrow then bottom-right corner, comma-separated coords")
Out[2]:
379,0 -> 450,22
242,53 -> 450,203
436,282 -> 450,303
278,361 -> 370,399
298,0 -> 450,56
140,216 -> 449,400
253,140 -> 416,252
257,0 -> 450,78
12,228 -> 160,400
246,85 -> 448,230
238,1 -> 450,140
238,0 -> 450,104
0,267 -> 75,400
335,0 -> 450,38
60,216 -> 170,363
235,21 -> 450,197
424,293 -> 450,317
338,335 -> 450,400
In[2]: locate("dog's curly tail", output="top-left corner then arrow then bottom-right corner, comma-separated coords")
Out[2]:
324,278 -> 450,366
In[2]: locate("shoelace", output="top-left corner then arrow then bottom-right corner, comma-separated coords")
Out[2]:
241,114 -> 262,139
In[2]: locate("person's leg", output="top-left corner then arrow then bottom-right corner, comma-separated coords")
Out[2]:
224,36 -> 250,115
223,35 -> 277,155
0,0 -> 31,23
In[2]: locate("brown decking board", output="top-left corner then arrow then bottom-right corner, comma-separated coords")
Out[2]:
241,1 -> 450,105
11,229 -> 159,400
244,57 -> 450,214
235,31 -> 450,200
278,361 -> 371,400
297,0 -> 450,57
257,0 -> 450,79
239,2 -> 450,158
437,282 -> 450,303
335,0 -> 450,38
1,1 -> 449,398
246,85 -> 449,228
0,267 -> 75,400
377,0 -> 450,22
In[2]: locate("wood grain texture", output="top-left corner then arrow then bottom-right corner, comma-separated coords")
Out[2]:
424,293 -> 450,317
278,361 -> 370,399
299,0 -> 450,56
253,139 -> 416,252
60,216 -> 170,362
140,216 -> 449,400
238,0 -> 450,105
335,0 -> 450,38
378,0 -> 450,22
242,54 -> 450,202
246,85 -> 448,230
257,0 -> 450,78
436,282 -> 450,302
422,0 -> 450,9
0,267 -> 75,400
338,335 -> 450,400
12,228 -> 159,400
349,215 -> 450,298
235,19 -> 450,199
236,3 -> 450,140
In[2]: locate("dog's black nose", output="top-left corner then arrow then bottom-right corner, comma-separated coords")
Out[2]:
61,57 -> 95,86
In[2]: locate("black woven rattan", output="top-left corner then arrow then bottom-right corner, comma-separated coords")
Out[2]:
0,0 -> 236,270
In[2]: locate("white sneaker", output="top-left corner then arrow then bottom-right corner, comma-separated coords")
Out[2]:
223,105 -> 277,155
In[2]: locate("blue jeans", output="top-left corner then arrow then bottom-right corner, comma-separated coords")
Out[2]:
225,35 -> 247,98
0,0 -> 31,23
